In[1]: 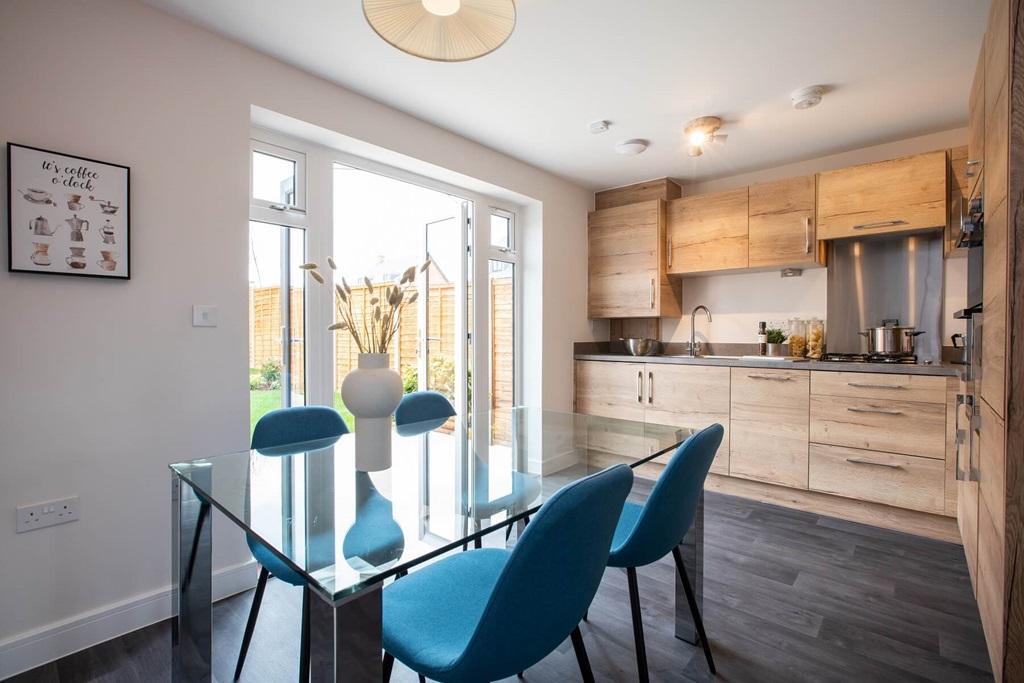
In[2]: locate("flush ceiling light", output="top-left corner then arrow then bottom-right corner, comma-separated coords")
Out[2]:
363,0 -> 516,62
683,116 -> 726,157
615,139 -> 649,156
791,85 -> 826,110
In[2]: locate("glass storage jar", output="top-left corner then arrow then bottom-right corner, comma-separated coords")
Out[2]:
788,318 -> 808,358
806,318 -> 825,359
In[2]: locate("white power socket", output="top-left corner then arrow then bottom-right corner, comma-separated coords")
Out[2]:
16,496 -> 80,533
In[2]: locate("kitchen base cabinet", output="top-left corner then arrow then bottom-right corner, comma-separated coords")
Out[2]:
808,443 -> 945,514
729,368 -> 810,489
645,364 -> 730,475
809,395 -> 946,460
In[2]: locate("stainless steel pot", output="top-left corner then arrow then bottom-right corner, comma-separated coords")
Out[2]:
859,319 -> 925,356
621,337 -> 662,356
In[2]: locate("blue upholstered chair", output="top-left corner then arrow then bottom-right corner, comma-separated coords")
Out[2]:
381,464 -> 634,683
607,423 -> 723,680
394,390 -> 456,434
234,406 -> 349,682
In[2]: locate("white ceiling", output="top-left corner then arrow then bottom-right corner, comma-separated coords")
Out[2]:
145,0 -> 988,190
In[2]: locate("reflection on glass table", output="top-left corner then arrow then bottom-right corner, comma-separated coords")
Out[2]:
169,407 -> 700,682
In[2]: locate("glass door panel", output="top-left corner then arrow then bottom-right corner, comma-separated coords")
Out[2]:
488,260 -> 515,446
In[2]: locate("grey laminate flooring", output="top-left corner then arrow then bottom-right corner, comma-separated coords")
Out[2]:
8,492 -> 992,683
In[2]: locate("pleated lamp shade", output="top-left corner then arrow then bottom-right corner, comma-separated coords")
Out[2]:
363,0 -> 516,62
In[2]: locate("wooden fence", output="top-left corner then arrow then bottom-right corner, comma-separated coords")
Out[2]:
249,279 -> 514,442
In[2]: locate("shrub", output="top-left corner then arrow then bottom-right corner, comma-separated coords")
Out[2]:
259,360 -> 282,389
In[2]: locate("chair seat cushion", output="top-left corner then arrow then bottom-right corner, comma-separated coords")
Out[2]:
247,535 -> 308,586
383,548 -> 510,677
607,501 -> 645,568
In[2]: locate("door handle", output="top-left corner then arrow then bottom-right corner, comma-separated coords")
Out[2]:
649,278 -> 655,309
852,219 -> 908,230
846,406 -> 903,415
648,371 -> 654,404
955,394 -> 967,481
966,159 -> 981,177
637,370 -> 643,403
847,382 -> 905,390
667,234 -> 673,267
846,458 -> 902,469
804,216 -> 811,254
747,374 -> 793,381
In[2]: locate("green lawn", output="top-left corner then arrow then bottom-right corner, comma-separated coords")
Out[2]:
249,385 -> 355,437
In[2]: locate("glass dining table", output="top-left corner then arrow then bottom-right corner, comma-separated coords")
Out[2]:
169,407 -> 703,682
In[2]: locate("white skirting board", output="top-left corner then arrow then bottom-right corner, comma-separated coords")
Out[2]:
0,560 -> 257,680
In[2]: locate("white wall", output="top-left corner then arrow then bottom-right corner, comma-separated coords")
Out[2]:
0,0 -> 594,673
663,128 -> 970,345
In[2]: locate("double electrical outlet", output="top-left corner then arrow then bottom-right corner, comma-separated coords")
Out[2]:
16,496 -> 80,533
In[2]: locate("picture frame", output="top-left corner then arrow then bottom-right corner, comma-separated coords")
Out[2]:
7,142 -> 130,280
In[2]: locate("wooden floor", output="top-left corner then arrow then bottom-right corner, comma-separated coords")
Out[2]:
9,492 -> 992,682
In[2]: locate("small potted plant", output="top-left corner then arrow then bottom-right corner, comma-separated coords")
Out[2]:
765,327 -> 789,357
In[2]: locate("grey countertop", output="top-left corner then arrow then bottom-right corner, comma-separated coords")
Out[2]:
573,353 -> 961,377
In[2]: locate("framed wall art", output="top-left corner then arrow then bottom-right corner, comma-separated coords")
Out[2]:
7,142 -> 130,279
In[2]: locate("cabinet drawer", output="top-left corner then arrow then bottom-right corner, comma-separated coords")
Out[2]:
817,151 -> 947,240
810,395 -> 946,459
811,371 -> 946,403
809,443 -> 945,513
730,368 -> 810,489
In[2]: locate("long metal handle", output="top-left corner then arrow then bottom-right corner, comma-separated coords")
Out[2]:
955,394 -> 967,481
804,216 -> 811,254
846,458 -> 902,469
852,219 -> 908,230
667,234 -> 673,267
747,374 -> 793,381
649,278 -> 655,309
847,406 -> 903,415
648,371 -> 654,404
966,159 -> 981,177
637,371 -> 643,403
847,381 -> 905,390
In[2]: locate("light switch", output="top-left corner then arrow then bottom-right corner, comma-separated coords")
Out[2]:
192,305 -> 218,328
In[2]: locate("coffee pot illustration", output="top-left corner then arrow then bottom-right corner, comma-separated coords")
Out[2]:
29,216 -> 54,236
31,242 -> 51,266
66,247 -> 87,269
65,215 -> 89,242
100,220 -> 116,244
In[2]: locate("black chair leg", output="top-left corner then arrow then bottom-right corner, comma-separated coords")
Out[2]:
625,567 -> 649,683
299,586 -> 311,683
382,652 -> 394,682
418,675 -> 426,683
182,501 -> 210,590
473,536 -> 482,550
672,546 -> 716,674
569,625 -> 595,683
233,565 -> 269,680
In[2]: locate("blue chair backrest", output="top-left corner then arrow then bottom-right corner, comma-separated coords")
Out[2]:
251,406 -> 349,454
395,390 -> 456,427
456,464 -> 633,680
612,423 -> 723,568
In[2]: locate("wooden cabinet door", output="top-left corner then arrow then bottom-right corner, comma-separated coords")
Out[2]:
667,188 -> 748,274
574,360 -> 645,421
817,151 -> 947,239
968,51 -> 985,195
729,368 -> 810,489
588,200 -> 677,318
748,175 -> 820,269
645,364 -> 731,474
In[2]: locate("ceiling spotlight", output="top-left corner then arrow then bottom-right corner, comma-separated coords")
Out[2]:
590,120 -> 610,134
791,85 -> 826,110
615,139 -> 649,156
683,116 -> 724,158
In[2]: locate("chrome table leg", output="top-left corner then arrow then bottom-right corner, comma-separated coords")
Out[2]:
309,584 -> 383,682
171,474 -> 212,682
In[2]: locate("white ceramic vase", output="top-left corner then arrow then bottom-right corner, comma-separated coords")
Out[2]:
341,353 -> 403,471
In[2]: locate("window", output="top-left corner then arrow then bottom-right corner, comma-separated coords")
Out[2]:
249,140 -> 308,436
485,209 -> 517,447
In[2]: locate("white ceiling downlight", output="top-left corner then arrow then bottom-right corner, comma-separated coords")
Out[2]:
590,120 -> 610,134
363,0 -> 516,62
615,139 -> 648,156
791,85 -> 827,110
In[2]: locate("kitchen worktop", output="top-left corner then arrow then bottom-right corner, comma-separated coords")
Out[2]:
573,352 -> 960,377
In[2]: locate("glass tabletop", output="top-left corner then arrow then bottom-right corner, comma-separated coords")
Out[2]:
169,407 -> 692,602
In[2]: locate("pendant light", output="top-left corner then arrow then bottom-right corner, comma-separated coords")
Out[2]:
363,0 -> 516,62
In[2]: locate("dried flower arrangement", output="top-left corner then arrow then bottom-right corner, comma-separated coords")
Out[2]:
301,256 -> 430,354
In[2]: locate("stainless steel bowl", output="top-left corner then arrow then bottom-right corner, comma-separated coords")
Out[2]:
621,337 -> 662,356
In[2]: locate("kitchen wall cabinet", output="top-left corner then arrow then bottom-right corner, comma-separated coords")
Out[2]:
816,151 -> 947,240
729,367 -> 810,489
595,178 -> 681,211
666,188 -> 749,274
587,200 -> 681,318
748,175 -> 823,269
